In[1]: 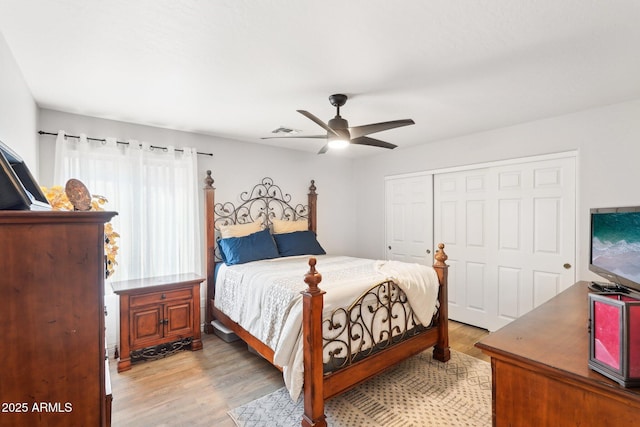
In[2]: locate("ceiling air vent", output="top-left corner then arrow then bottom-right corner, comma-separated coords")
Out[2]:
271,126 -> 300,135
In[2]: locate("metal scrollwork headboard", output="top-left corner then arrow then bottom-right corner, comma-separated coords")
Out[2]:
203,170 -> 317,332
213,177 -> 311,230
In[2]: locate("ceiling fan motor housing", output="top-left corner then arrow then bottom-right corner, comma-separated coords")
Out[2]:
328,116 -> 350,139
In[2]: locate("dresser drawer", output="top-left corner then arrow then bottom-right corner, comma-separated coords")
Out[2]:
130,288 -> 192,307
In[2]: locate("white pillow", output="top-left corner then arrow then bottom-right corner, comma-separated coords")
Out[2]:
219,220 -> 263,238
272,219 -> 308,234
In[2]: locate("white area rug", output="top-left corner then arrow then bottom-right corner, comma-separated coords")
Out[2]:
229,349 -> 491,427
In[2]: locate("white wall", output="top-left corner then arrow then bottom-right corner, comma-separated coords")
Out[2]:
353,98 -> 640,284
0,31 -> 38,170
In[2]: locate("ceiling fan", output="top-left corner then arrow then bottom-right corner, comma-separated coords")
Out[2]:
263,94 -> 415,154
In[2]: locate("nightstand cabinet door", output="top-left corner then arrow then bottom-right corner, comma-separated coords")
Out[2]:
165,300 -> 194,339
131,305 -> 164,349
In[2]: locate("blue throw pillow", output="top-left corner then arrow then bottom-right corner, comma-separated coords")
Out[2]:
273,230 -> 326,257
218,228 -> 279,265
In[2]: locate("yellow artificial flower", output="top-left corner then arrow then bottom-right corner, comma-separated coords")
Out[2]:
41,185 -> 119,278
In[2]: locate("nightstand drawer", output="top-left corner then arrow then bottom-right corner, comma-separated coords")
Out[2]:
130,288 -> 192,307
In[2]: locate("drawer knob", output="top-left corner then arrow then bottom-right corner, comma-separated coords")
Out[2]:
161,293 -> 166,299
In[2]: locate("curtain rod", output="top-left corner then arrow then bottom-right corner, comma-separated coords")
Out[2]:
38,130 -> 213,157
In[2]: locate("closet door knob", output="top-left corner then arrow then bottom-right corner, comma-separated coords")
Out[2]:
426,249 -> 431,254
563,263 -> 572,269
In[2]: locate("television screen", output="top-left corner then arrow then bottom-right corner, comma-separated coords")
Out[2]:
0,139 -> 50,210
590,207 -> 640,293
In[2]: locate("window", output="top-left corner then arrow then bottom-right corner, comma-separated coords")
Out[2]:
53,132 -> 201,281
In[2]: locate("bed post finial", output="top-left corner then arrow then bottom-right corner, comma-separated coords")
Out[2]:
434,243 -> 448,267
204,170 -> 214,189
301,257 -> 326,427
304,257 -> 322,293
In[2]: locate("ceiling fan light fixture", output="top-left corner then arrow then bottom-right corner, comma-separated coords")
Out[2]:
328,138 -> 349,149
328,128 -> 350,149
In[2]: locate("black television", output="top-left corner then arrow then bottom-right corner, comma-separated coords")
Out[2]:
589,206 -> 640,294
0,139 -> 50,210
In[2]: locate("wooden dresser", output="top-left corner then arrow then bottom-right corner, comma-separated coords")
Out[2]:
476,281 -> 640,426
0,210 -> 116,427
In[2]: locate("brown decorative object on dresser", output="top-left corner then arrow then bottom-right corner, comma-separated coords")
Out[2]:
64,178 -> 92,211
203,171 -> 450,427
0,210 -> 116,427
112,274 -> 204,373
476,282 -> 640,426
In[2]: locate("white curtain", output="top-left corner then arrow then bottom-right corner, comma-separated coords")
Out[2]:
54,130 -> 201,282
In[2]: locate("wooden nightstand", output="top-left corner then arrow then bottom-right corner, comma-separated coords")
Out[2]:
112,273 -> 204,372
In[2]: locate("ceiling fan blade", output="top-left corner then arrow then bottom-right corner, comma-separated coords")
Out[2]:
261,135 -> 326,140
297,110 -> 339,136
317,144 -> 329,154
351,136 -> 398,150
349,119 -> 415,139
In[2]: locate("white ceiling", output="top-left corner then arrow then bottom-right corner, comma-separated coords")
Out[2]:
1,0 -> 640,157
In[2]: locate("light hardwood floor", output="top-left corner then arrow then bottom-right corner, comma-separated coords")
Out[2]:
110,320 -> 489,426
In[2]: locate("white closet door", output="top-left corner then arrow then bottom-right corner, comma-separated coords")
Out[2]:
435,156 -> 576,331
385,173 -> 434,264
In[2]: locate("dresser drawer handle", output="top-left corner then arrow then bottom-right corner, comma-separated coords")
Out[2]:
161,293 -> 166,299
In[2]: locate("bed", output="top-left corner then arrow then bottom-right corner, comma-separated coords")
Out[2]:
203,171 -> 450,427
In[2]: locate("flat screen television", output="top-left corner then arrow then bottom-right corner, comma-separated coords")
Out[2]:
590,206 -> 640,294
0,139 -> 50,210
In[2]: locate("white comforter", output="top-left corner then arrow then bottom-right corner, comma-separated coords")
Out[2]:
214,255 -> 439,400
